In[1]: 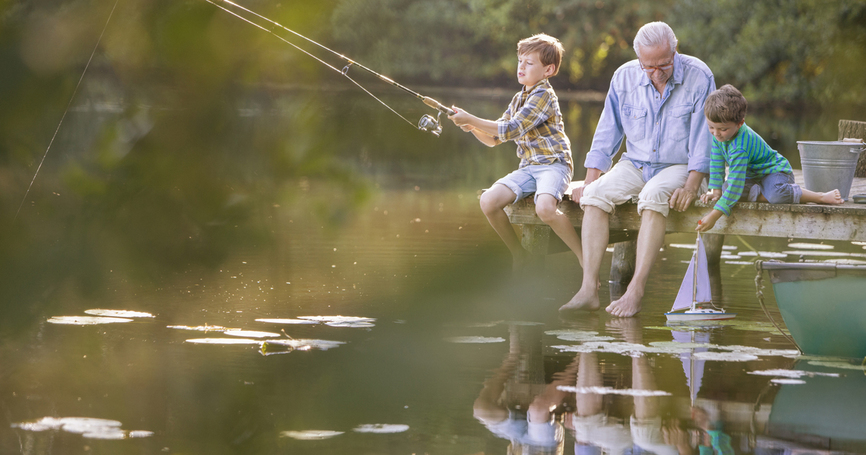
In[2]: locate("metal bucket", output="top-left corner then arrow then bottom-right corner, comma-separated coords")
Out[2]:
797,141 -> 865,201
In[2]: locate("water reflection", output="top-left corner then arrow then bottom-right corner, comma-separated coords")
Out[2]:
473,319 -> 866,455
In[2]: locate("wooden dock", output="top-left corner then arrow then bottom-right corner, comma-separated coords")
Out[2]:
505,171 -> 866,279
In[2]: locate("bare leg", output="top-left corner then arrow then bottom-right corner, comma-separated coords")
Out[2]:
480,184 -> 528,272
606,210 -> 665,317
535,194 -> 583,268
560,206 -> 608,311
800,188 -> 844,205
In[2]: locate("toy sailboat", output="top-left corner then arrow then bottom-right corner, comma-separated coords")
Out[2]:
665,233 -> 736,322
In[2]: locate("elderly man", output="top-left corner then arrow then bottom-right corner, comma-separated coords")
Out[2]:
561,21 -> 715,317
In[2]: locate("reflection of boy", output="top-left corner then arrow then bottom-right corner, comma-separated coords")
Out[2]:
696,84 -> 843,231
448,34 -> 581,273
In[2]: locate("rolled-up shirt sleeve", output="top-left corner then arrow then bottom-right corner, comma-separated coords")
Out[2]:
584,83 -> 624,172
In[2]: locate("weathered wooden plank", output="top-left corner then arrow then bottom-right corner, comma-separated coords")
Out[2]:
839,119 -> 866,178
504,172 -> 866,242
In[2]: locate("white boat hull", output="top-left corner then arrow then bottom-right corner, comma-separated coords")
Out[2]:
665,310 -> 737,322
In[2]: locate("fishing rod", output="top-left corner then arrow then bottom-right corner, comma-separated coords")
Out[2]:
204,0 -> 454,137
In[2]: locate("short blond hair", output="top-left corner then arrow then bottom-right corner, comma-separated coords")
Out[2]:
517,34 -> 564,76
704,84 -> 748,124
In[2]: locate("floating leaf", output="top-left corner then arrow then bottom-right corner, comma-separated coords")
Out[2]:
325,321 -> 375,328
280,430 -> 343,440
787,242 -> 834,250
771,378 -> 807,385
254,318 -> 319,325
353,424 -> 410,433
85,309 -> 154,318
224,329 -> 281,338
444,336 -> 505,344
692,352 -> 758,361
299,315 -> 375,323
47,316 -> 133,325
167,325 -> 230,332
749,369 -> 839,378
185,338 -> 261,345
556,386 -> 671,396
263,339 -> 345,351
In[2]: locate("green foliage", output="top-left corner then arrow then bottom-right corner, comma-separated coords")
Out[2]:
670,0 -> 866,104
331,0 -> 673,90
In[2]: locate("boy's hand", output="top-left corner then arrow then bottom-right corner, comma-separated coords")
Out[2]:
700,189 -> 721,205
695,210 -> 723,232
448,106 -> 471,127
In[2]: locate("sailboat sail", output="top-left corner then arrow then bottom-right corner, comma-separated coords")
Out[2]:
670,235 -> 713,312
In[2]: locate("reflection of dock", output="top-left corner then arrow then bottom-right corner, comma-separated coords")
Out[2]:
506,172 -> 866,279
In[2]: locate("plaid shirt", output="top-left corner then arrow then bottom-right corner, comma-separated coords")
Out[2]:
496,80 -> 573,174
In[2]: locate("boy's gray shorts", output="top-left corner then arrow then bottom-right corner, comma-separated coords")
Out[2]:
494,162 -> 572,204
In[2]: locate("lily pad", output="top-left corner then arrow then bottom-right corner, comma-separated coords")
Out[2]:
254,318 -> 319,325
353,424 -> 410,433
47,316 -> 133,325
185,338 -> 262,345
444,336 -> 505,344
85,309 -> 154,318
787,242 -> 834,250
770,378 -> 807,385
556,386 -> 671,396
749,369 -> 839,378
263,339 -> 346,351
223,329 -> 281,338
167,325 -> 230,332
298,315 -> 376,324
279,430 -> 344,440
692,351 -> 758,361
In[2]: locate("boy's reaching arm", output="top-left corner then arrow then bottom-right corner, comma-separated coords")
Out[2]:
448,107 -> 500,137
696,208 -> 724,232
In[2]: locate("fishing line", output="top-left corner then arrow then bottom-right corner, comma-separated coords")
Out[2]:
203,0 -> 454,135
203,0 -> 415,129
14,0 -> 120,221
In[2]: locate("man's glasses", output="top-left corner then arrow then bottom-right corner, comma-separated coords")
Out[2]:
639,60 -> 674,74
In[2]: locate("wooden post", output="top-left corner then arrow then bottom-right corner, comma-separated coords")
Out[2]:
838,119 -> 866,178
520,224 -> 551,266
609,240 -> 637,284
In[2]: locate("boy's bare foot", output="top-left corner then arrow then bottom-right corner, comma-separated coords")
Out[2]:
605,289 -> 643,317
559,287 -> 600,312
820,189 -> 844,205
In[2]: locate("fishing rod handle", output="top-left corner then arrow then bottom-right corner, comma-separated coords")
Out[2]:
422,97 -> 456,116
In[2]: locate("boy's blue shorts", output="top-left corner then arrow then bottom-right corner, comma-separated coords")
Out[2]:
494,161 -> 572,204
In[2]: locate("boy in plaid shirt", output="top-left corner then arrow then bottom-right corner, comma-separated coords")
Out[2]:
448,34 -> 582,272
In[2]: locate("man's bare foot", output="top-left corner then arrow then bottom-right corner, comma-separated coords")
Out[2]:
820,189 -> 844,205
559,287 -> 600,312
605,289 -> 643,317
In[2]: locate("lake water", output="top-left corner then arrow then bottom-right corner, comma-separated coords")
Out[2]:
2,89 -> 865,454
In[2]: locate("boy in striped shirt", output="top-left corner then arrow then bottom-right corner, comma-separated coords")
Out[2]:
448,34 -> 582,272
695,84 -> 842,232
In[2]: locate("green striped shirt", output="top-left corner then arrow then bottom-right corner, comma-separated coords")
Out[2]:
709,123 -> 792,215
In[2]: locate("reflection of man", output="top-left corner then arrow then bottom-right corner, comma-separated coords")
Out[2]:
571,319 -> 689,455
561,21 -> 715,317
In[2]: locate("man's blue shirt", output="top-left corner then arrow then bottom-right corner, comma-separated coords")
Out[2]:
584,52 -> 716,180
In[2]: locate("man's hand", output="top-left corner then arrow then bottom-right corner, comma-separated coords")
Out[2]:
572,168 -> 602,204
669,187 -> 699,212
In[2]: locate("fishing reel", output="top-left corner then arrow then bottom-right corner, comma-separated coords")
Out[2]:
418,111 -> 444,137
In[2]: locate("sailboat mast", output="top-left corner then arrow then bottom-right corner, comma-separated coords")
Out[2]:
691,233 -> 700,309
